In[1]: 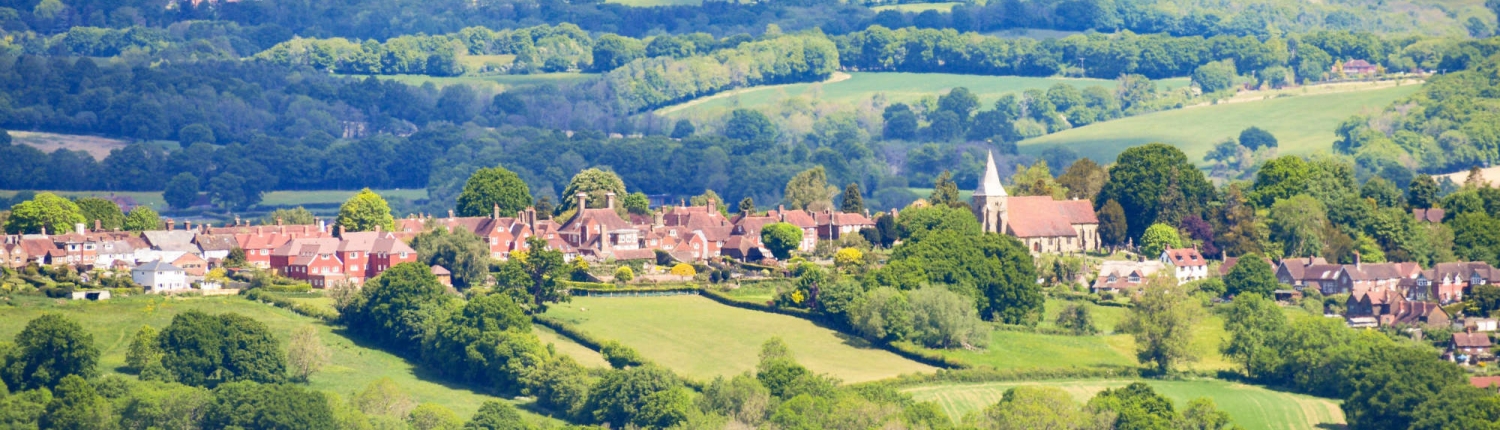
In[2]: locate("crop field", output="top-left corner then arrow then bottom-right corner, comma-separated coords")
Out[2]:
542,295 -> 936,382
872,2 -> 962,12
1021,82 -> 1422,165
903,378 -> 1346,429
0,295 -> 560,423
661,72 -> 1189,116
11,131 -> 129,160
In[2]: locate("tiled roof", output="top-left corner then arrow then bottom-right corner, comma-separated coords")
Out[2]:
559,208 -> 634,234
1005,196 -> 1079,238
142,230 -> 196,247
1277,257 -> 1328,280
814,211 -> 875,226
1454,332 -> 1493,348
430,265 -> 450,275
766,209 -> 818,229
1162,248 -> 1206,267
133,259 -> 182,272
194,234 -> 239,251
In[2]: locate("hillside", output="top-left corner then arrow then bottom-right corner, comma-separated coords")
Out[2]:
1020,82 -> 1423,165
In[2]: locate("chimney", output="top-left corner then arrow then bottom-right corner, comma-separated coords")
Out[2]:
318,219 -> 327,233
375,224 -> 381,233
185,221 -> 191,231
653,211 -> 664,228
448,210 -> 455,220
75,223 -> 85,234
235,216 -> 241,226
493,204 -> 500,220
606,192 -> 617,210
339,225 -> 346,237
94,219 -> 101,232
40,226 -> 46,235
168,219 -> 175,230
576,193 -> 589,211
256,226 -> 263,236
277,217 -> 283,226
1355,251 -> 1362,269
706,197 -> 714,212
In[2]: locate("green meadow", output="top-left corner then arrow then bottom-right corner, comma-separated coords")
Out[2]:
1021,82 -> 1422,164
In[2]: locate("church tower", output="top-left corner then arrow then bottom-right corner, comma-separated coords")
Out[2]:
972,151 -> 1007,234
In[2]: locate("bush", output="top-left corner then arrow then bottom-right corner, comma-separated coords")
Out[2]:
1055,303 -> 1099,335
614,266 -> 635,283
600,341 -> 647,369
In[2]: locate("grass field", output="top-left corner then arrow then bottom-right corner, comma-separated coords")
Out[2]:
872,2 -> 962,12
12,131 -> 129,160
903,378 -> 1346,429
374,73 -> 597,92
0,295 -> 560,424
660,72 -> 1190,116
1021,82 -> 1422,165
543,295 -> 936,382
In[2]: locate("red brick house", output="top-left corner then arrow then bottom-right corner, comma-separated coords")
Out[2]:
209,223 -> 332,268
1451,331 -> 1494,365
270,230 -> 416,288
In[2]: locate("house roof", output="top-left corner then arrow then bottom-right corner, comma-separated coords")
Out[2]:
194,234 -> 239,252
1472,376 -> 1500,390
430,265 -> 450,275
766,208 -> 818,229
1276,257 -> 1328,280
142,230 -> 196,248
1454,332 -> 1493,348
1006,196 -> 1080,238
612,248 -> 658,261
1092,260 -> 1165,290
1162,248 -> 1206,267
133,259 -> 182,272
815,211 -> 875,227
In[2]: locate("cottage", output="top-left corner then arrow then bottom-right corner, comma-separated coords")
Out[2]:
1092,260 -> 1166,293
1341,59 -> 1378,75
1451,331 -> 1494,365
132,260 -> 188,293
432,265 -> 452,287
1160,248 -> 1208,284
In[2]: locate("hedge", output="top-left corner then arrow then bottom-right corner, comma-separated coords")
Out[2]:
869,366 -> 1144,389
992,323 -> 1092,336
242,288 -> 339,322
533,314 -> 610,351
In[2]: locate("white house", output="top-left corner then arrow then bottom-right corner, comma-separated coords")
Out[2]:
132,260 -> 188,293
1161,248 -> 1209,284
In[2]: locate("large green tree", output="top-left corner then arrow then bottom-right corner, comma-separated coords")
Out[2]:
495,236 -> 570,313
1408,175 -> 1440,209
583,365 -> 688,429
928,171 -> 961,207
40,374 -> 114,430
3,192 -> 85,234
1221,292 -> 1286,378
1097,200 -> 1128,249
723,109 -> 778,151
1140,223 -> 1182,258
463,400 -> 535,430
1119,275 -> 1203,374
336,188 -> 395,233
1087,382 -> 1179,430
1250,155 -> 1310,208
456,166 -> 533,218
761,222 -> 803,260
202,382 -> 337,429
556,168 -> 628,216
1343,346 -> 1467,430
1,314 -> 98,391
157,311 -> 286,387
260,207 -> 316,226
1268,194 -> 1328,258
1410,384 -> 1500,430
1096,144 -> 1213,240
1225,253 -> 1278,298
410,227 -> 491,289
340,262 -> 451,352
874,229 -> 1040,324
123,206 -> 160,232
840,183 -> 864,213
783,166 -> 837,211
74,197 -> 123,231
162,173 -> 200,209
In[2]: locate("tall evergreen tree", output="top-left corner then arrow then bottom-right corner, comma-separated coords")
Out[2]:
840,183 -> 864,213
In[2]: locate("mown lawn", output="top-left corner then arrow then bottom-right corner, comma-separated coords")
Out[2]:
0,294 -> 561,424
662,72 -> 1188,116
1021,83 -> 1421,165
903,378 -> 1345,430
543,295 -> 936,382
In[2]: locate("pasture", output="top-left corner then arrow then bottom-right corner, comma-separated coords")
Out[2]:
542,294 -> 937,382
660,72 -> 1189,116
1021,82 -> 1422,165
903,378 -> 1346,430
0,294 -> 561,423
12,131 -> 129,160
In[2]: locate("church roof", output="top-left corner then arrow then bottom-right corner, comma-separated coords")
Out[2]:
1005,196 -> 1080,238
975,151 -> 1006,197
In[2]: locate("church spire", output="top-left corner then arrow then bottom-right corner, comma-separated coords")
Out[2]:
975,151 -> 1005,197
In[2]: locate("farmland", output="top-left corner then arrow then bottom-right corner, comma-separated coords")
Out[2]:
872,2 -> 962,12
659,72 -> 1190,116
0,294 -> 563,423
542,294 -> 936,382
11,131 -> 129,160
1021,81 -> 1422,165
903,378 -> 1346,429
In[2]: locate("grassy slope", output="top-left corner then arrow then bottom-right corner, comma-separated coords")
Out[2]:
661,72 -> 1189,116
1020,83 -> 1422,165
543,295 -> 936,382
0,295 -> 561,423
903,378 -> 1346,430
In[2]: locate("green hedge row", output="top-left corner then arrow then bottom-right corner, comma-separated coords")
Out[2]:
992,323 -> 1092,336
532,314 -> 610,351
871,366 -> 1143,389
242,288 -> 339,322
887,341 -> 974,370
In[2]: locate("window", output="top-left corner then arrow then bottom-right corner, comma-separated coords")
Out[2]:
261,249 -> 269,255
400,252 -> 408,259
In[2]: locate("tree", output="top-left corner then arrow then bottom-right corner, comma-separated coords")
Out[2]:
1214,184 -> 1264,257
1178,398 -> 1235,430
1360,177 -> 1404,208
354,378 -> 416,418
288,326 -> 329,382
496,236 -> 569,313
556,168 -> 628,215
1192,60 -> 1238,93
463,400 -> 534,430
1140,223 -> 1183,257
783,166 -> 837,211
1410,384 -> 1500,430
840,183 -> 864,213
178,123 -> 216,145
1342,346 -> 1466,430
157,312 -> 286,387
724,109 -> 778,151
1087,382 -> 1178,430
163,173 -> 200,209
849,287 -> 913,342
1250,156 -> 1310,208
1009,160 -> 1065,198
670,119 -> 695,139
411,227 -> 491,289
876,230 -> 1040,324
125,325 -> 161,373
1057,158 -> 1109,201
336,188 -> 395,233
1098,200 -> 1128,249
409,403 -> 464,430
1055,303 -> 1098,335
670,263 -> 696,277
40,375 -> 114,430
584,365 -> 687,428
1408,175 -> 1440,209
928,170 -> 961,207
203,382 -> 337,429
1119,275 -> 1204,373
1220,292 -> 1285,378
1470,284 -> 1500,316
762,222 -> 803,260
123,206 -> 160,232
623,192 -> 651,215
1268,195 -> 1327,258
614,266 -> 635,283
833,248 -> 863,268
207,173 -> 252,210
3,192 -> 85,234
260,207 -> 316,226
74,197 -> 123,231
1096,144 -> 1213,240
883,104 -> 919,140
1,314 -> 98,391
456,166 -> 533,218
973,386 -> 1099,430
938,87 -> 980,121
1224,253 -> 1277,298
908,286 -> 988,349
1238,126 -> 1278,150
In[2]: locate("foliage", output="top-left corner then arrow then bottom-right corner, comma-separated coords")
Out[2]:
260,207 -> 316,226
3,193 -> 85,234
125,325 -> 161,374
1096,144 -> 1213,240
1140,223 -> 1183,258
908,286 -> 989,349
202,381 -> 337,429
1238,126 -> 1278,151
840,183 -> 865,214
557,168 -> 628,216
670,263 -> 697,278
1054,303 -> 1098,335
849,287 -> 914,342
456,166 -> 533,218
411,227 -> 491,289
1224,253 -> 1277,298
157,311 -> 286,387
494,236 -> 570,313
584,365 -> 688,428
1,314 -> 98,391
613,266 -> 635,283
123,206 -> 160,232
761,222 -> 804,260
1057,158 -> 1109,201
876,229 -> 1040,324
1119,275 -> 1204,374
1268,194 -> 1328,258
287,326 -> 330,382
784,166 -> 838,212
600,341 -> 648,369
336,188 -> 396,233
40,374 -> 114,430
1410,385 -> 1500,430
1342,345 -> 1467,430
163,173 -> 200,209
74,197 -> 123,231
833,248 -> 863,268
408,403 -> 463,430
340,262 -> 452,352
623,192 -> 651,216
895,204 -> 980,240
928,171 -> 962,207
1191,60 -> 1238,93
1086,382 -> 1178,430
463,400 -> 535,430
1220,293 -> 1286,378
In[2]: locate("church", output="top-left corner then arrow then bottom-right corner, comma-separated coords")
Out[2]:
971,152 -> 1102,255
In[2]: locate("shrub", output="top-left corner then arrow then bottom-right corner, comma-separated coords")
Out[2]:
1055,303 -> 1099,335
614,266 -> 635,283
670,263 -> 696,277
834,248 -> 863,267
